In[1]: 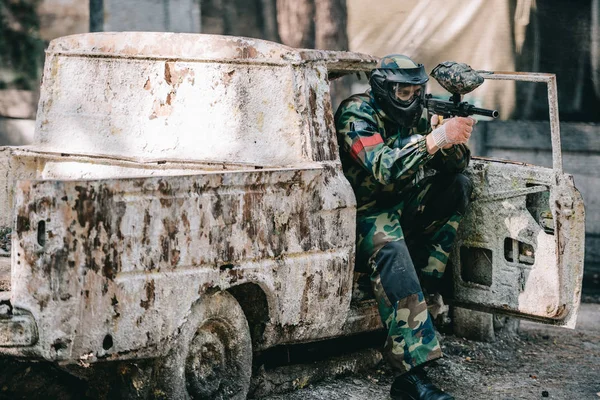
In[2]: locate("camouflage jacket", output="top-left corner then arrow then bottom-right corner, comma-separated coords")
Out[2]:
334,91 -> 471,212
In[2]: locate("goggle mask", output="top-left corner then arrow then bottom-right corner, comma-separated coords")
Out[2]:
388,82 -> 425,107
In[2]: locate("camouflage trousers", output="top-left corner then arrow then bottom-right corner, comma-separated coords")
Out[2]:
356,173 -> 472,374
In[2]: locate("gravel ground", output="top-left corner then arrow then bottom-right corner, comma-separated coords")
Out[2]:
262,303 -> 600,400
0,304 -> 597,400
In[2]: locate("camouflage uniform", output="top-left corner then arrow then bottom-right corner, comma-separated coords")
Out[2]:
335,91 -> 472,373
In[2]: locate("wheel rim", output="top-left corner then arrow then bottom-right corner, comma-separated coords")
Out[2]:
185,319 -> 242,399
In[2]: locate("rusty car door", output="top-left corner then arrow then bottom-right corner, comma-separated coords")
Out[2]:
449,72 -> 585,328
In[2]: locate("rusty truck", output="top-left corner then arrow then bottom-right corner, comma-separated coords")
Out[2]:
0,33 -> 585,399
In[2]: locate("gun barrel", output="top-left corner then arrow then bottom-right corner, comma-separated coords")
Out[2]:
424,97 -> 499,119
471,106 -> 499,119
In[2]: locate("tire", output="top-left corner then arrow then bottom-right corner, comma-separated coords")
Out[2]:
154,291 -> 252,400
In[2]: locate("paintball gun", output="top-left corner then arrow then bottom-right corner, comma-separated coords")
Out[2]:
426,61 -> 499,119
424,93 -> 499,119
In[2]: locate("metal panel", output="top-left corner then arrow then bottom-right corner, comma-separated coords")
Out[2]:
11,166 -> 357,362
481,72 -> 563,175
35,33 -> 377,167
452,158 -> 584,328
450,72 -> 585,328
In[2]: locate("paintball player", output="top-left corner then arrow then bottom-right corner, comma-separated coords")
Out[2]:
334,54 -> 474,400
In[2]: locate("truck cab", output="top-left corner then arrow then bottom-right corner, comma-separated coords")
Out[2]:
0,33 -> 584,399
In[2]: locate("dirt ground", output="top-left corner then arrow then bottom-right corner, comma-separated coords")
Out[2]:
0,300 -> 597,400
262,300 -> 600,400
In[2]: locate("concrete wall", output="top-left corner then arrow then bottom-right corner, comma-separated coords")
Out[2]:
0,90 -> 37,146
472,121 -> 600,288
101,0 -> 200,33
37,0 -> 89,41
0,0 -> 89,146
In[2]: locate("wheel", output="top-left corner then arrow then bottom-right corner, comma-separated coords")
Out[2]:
154,291 -> 252,400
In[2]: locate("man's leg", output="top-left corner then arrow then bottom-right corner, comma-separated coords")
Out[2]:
358,202 -> 457,399
369,240 -> 442,373
357,210 -> 441,374
371,175 -> 469,400
403,173 -> 473,279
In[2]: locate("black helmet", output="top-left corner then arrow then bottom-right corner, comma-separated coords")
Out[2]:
369,54 -> 429,127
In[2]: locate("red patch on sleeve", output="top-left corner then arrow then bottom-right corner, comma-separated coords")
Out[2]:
350,134 -> 383,159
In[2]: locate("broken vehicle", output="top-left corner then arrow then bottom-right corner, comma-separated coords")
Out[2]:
0,33 -> 585,399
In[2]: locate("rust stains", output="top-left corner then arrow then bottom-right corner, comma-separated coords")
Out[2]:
149,96 -> 174,120
150,61 -> 196,120
555,200 -> 566,256
165,92 -> 174,106
140,279 -> 155,310
161,217 -> 179,266
142,209 -> 151,246
181,211 -> 190,231
226,267 -> 244,284
307,84 -> 336,162
222,70 -> 235,86
111,295 -> 120,318
164,62 -> 173,85
71,184 -> 125,279
323,99 -> 337,159
308,87 -> 317,130
73,186 -> 96,228
157,180 -> 175,206
16,214 -> 31,236
181,211 -> 192,247
164,61 -> 194,86
300,274 -> 315,318
16,168 -> 349,331
171,249 -> 181,266
236,45 -> 258,60
157,179 -> 173,196
159,198 -> 173,207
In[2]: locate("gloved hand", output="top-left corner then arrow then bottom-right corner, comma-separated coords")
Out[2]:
430,116 -> 476,149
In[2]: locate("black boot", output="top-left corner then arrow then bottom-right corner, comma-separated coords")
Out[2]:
390,368 -> 453,400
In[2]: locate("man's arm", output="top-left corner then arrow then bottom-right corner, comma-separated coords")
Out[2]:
425,114 -> 473,172
335,97 -> 434,186
429,144 -> 471,173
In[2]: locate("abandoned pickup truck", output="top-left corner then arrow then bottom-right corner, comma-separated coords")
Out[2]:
0,33 -> 584,399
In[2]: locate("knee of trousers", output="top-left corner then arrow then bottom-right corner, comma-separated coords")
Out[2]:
449,173 -> 473,215
373,241 -> 423,305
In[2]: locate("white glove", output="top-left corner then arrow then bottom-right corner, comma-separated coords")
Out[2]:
430,116 -> 476,148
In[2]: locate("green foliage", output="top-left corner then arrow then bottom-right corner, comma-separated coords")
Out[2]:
0,0 -> 45,90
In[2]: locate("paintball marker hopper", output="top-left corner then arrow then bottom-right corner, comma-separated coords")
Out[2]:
430,61 -> 484,95
427,61 -> 498,119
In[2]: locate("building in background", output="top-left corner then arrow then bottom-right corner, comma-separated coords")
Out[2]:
347,0 -> 516,119
0,0 -> 89,145
90,0 -> 200,33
